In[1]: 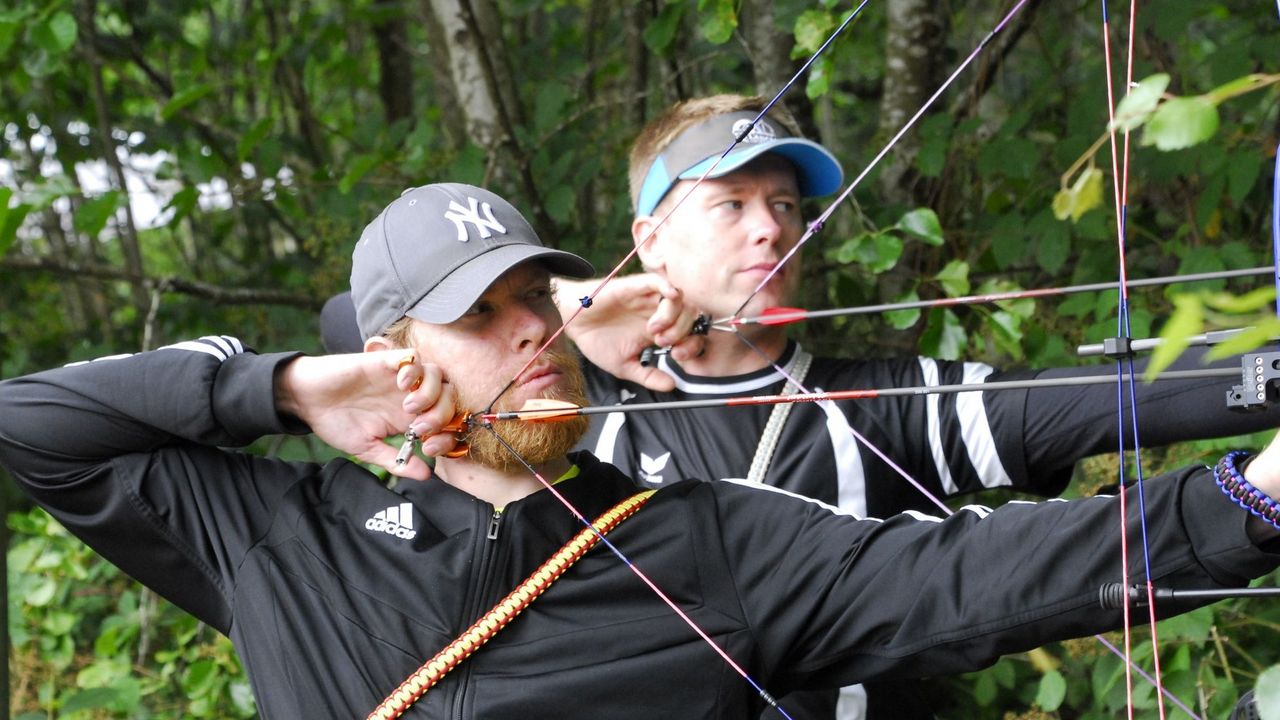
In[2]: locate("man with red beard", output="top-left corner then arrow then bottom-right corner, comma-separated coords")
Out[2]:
6,182 -> 1280,719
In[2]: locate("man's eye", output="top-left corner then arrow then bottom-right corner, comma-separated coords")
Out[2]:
774,201 -> 796,214
464,301 -> 493,316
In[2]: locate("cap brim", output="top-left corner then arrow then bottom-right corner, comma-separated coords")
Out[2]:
321,291 -> 365,354
678,138 -> 843,199
405,244 -> 594,325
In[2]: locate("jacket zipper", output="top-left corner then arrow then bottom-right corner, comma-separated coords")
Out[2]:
449,508 -> 504,720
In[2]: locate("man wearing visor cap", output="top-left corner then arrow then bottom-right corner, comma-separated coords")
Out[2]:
544,94 -> 1280,719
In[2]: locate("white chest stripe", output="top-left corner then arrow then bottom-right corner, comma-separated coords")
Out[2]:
593,410 -> 626,465
919,358 -> 957,495
814,393 -> 867,519
956,363 -> 1014,488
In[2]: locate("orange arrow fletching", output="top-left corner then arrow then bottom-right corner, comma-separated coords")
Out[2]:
512,398 -> 582,423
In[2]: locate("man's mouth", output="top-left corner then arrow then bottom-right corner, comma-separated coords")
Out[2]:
516,364 -> 564,394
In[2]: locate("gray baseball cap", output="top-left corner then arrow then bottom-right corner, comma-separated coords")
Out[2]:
635,110 -> 844,216
350,183 -> 594,340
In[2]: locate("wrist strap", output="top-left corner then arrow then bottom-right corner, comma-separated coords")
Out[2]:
1214,451 -> 1280,531
367,489 -> 656,720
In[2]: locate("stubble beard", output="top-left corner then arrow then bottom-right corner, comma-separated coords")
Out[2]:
460,347 -> 591,473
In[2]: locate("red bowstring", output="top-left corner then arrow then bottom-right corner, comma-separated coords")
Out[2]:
1100,0 -> 1173,716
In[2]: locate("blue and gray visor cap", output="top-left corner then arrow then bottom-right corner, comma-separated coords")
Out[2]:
634,110 -> 845,217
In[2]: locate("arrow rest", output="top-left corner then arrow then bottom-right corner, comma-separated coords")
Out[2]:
1226,352 -> 1280,411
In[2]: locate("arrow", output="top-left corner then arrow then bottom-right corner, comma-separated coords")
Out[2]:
722,266 -> 1274,329
482,367 -> 1241,424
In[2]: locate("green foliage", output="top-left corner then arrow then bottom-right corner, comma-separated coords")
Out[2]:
1,1 -> 1277,717
8,508 -> 255,717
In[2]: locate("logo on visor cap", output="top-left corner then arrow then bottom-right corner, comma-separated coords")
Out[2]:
733,118 -> 777,144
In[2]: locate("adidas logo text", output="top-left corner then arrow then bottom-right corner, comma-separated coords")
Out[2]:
366,502 -> 418,540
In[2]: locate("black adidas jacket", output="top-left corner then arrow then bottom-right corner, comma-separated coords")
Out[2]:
1,338 -> 1276,719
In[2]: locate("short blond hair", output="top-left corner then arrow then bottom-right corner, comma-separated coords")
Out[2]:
627,94 -> 803,210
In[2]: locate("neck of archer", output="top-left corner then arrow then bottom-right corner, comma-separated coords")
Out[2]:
435,454 -> 572,508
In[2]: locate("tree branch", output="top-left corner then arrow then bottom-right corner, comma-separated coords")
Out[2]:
2,256 -> 324,310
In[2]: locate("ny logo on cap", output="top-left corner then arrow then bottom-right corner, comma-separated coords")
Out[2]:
443,197 -> 507,242
732,118 -> 777,144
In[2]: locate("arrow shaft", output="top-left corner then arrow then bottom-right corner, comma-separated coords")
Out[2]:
488,367 -> 1239,422
727,266 -> 1273,328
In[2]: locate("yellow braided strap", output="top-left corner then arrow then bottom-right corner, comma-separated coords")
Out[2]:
367,489 -> 656,720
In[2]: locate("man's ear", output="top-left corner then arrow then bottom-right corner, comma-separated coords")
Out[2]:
633,216 -> 666,272
364,335 -> 395,353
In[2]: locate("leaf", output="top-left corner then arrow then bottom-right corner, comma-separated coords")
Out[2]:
29,11 -> 77,55
1226,150 -> 1263,205
59,687 -> 119,714
642,3 -> 684,53
1142,96 -> 1220,151
1205,319 -> 1280,363
73,191 -> 123,236
1145,294 -> 1202,381
533,82 -> 571,134
1203,286 -> 1278,314
1254,666 -> 1280,712
920,308 -> 966,360
1256,665 -> 1280,720
160,83 -> 216,120
831,232 -> 903,274
1110,73 -> 1169,132
0,187 -> 31,256
896,207 -> 944,246
885,289 -> 921,330
236,118 -> 274,162
1052,167 -> 1104,223
935,260 -> 970,297
805,58 -> 831,100
696,0 -> 737,44
1206,73 -> 1271,104
0,18 -> 20,57
338,153 -> 382,194
793,9 -> 835,54
544,185 -> 576,224
1035,670 -> 1067,712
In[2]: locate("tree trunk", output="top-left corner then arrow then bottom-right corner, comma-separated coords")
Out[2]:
372,0 -> 415,126
81,0 -> 150,311
425,0 -> 506,151
738,0 -> 819,140
876,0 -> 946,208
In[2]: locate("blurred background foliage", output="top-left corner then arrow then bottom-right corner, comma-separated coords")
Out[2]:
0,0 -> 1278,717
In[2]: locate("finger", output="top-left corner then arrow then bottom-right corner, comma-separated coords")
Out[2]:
647,289 -> 686,339
653,303 -> 704,347
617,363 -> 676,393
667,333 -> 707,363
395,353 -> 425,393
420,433 -> 461,458
402,364 -> 445,414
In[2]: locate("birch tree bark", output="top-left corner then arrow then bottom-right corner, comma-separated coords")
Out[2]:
876,0 -> 945,207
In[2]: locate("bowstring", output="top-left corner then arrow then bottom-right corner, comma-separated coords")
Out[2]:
478,1 -> 872,417
1099,0 -> 1172,716
717,1 -> 1203,715
480,425 -> 793,718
